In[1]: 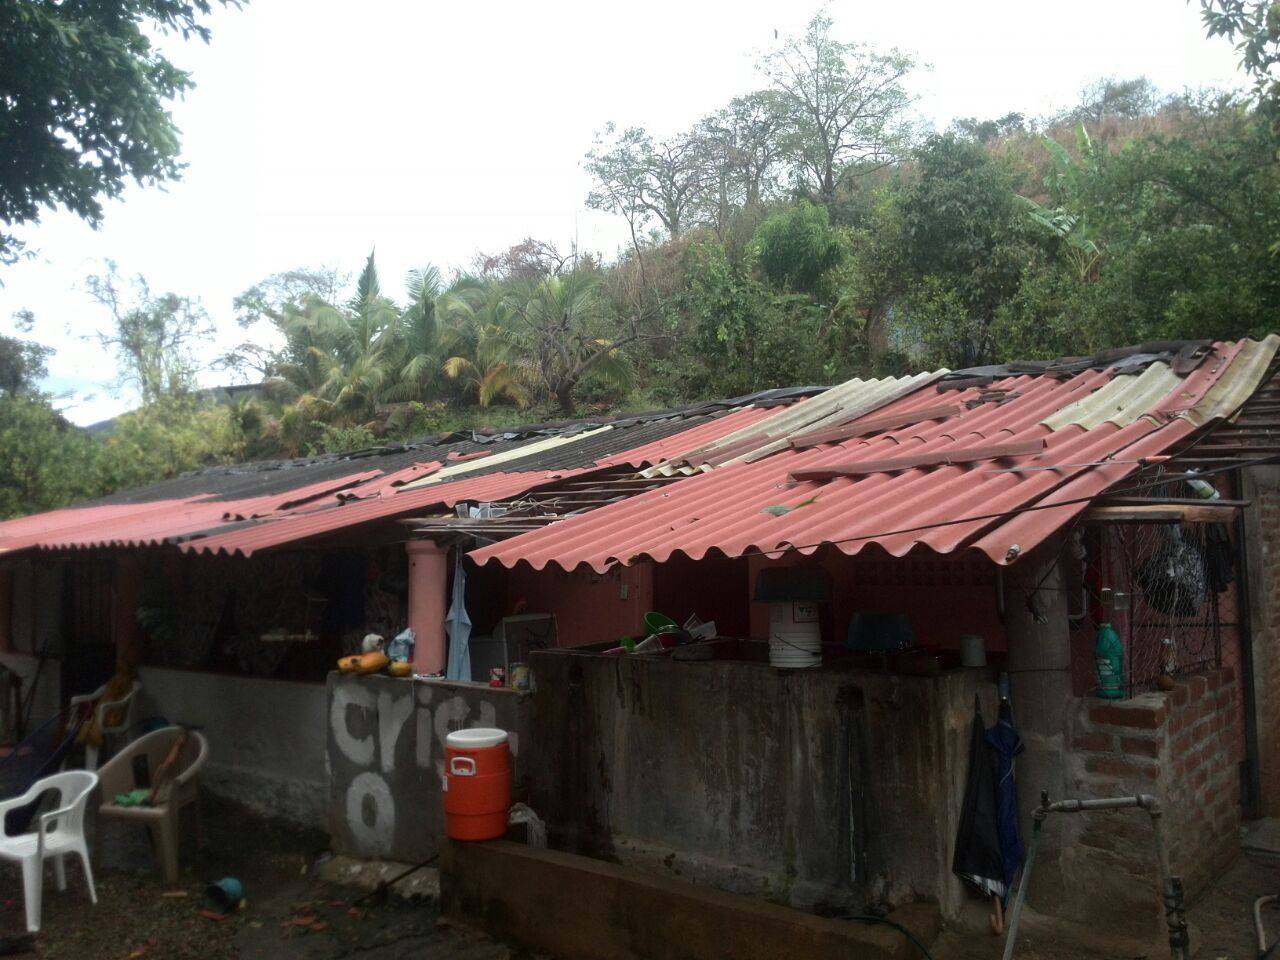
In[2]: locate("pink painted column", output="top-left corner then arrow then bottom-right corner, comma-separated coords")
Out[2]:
407,540 -> 449,675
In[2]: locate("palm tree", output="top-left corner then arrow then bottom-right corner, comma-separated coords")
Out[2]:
502,271 -> 635,415
386,265 -> 456,402
441,285 -> 531,408
274,253 -> 401,425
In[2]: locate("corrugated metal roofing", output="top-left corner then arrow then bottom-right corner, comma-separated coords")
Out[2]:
0,400 -> 783,558
469,338 -> 1280,573
670,370 -> 944,470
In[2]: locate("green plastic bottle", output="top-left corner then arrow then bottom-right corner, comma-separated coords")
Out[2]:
1095,622 -> 1124,700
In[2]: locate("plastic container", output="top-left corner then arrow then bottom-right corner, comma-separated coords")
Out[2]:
443,728 -> 512,841
768,601 -> 821,668
959,633 -> 986,667
1094,622 -> 1125,700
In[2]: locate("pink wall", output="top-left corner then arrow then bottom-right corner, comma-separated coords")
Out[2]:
508,563 -> 654,648
747,551 -> 1007,650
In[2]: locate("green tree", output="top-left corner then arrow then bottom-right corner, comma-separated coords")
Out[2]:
0,0 -> 236,266
0,397 -> 103,518
760,13 -> 914,201
441,285 -> 530,409
585,125 -> 709,240
752,201 -> 847,294
692,92 -> 786,230
0,333 -> 52,397
502,271 -> 639,415
1199,1 -> 1280,116
1058,100 -> 1280,343
86,263 -> 215,403
94,396 -> 237,490
1066,77 -> 1164,123
388,265 -> 472,402
882,135 -> 1038,366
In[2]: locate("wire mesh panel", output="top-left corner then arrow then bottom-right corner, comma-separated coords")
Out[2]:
1080,522 -> 1232,695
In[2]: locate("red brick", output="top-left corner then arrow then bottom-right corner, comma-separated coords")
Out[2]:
1120,736 -> 1160,758
1085,755 -> 1160,780
1188,675 -> 1209,700
1089,700 -> 1167,730
1171,684 -> 1190,707
1072,733 -> 1114,753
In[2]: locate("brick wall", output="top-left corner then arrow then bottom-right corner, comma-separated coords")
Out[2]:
1068,666 -> 1242,900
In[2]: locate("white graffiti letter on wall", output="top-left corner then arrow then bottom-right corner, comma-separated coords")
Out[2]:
331,683 -> 375,767
377,690 -> 413,774
346,770 -> 394,851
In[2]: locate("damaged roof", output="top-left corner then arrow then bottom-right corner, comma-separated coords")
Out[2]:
0,392 -> 799,557
468,337 -> 1280,573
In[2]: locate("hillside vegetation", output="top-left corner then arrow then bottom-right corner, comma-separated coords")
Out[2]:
3,9 -> 1279,515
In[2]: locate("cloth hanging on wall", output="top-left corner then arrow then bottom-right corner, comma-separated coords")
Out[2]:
445,552 -> 472,682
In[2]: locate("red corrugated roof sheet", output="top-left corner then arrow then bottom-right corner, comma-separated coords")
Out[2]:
469,340 -> 1276,573
0,403 -> 781,558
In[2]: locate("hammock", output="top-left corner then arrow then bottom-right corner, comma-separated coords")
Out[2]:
0,705 -> 87,834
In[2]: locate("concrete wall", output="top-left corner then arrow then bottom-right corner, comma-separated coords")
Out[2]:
526,648 -> 993,918
327,673 -> 532,862
137,666 -> 327,827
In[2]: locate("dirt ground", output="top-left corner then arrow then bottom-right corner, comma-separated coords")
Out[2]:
0,796 -> 522,960
935,850 -> 1280,960
1,794 -> 1277,960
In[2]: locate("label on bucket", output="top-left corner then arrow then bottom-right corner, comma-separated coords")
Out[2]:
792,601 -> 818,623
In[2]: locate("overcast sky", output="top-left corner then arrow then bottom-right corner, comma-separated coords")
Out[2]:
0,0 -> 1243,425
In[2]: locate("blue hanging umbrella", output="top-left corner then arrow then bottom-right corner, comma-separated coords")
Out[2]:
953,696 -> 1005,899
985,698 -> 1025,895
445,552 -> 472,682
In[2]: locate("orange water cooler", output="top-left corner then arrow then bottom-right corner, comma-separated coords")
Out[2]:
443,728 -> 511,841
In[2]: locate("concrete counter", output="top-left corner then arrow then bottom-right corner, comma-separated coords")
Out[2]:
527,648 -> 995,918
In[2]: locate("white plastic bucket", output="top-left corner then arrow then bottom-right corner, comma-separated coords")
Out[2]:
768,602 -> 821,668
960,634 -> 986,667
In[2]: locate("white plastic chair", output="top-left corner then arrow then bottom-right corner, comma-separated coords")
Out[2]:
69,680 -> 140,771
0,770 -> 98,932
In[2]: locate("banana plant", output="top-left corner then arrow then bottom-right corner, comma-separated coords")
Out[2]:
1018,124 -> 1104,282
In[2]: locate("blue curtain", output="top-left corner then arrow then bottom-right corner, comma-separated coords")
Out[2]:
445,551 -> 472,682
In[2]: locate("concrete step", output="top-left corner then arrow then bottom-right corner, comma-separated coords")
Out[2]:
442,839 -> 941,960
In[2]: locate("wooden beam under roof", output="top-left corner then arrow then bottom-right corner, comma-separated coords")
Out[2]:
1082,503 -> 1240,524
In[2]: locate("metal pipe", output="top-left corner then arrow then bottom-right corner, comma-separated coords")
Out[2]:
1042,794 -> 1155,814
1002,792 -> 1188,960
1254,894 -> 1278,959
1000,819 -> 1041,960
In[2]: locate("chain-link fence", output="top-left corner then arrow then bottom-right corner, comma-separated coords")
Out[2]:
1079,520 -> 1234,695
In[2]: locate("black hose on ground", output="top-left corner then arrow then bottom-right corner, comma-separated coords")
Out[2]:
353,853 -> 440,907
845,914 -> 936,960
